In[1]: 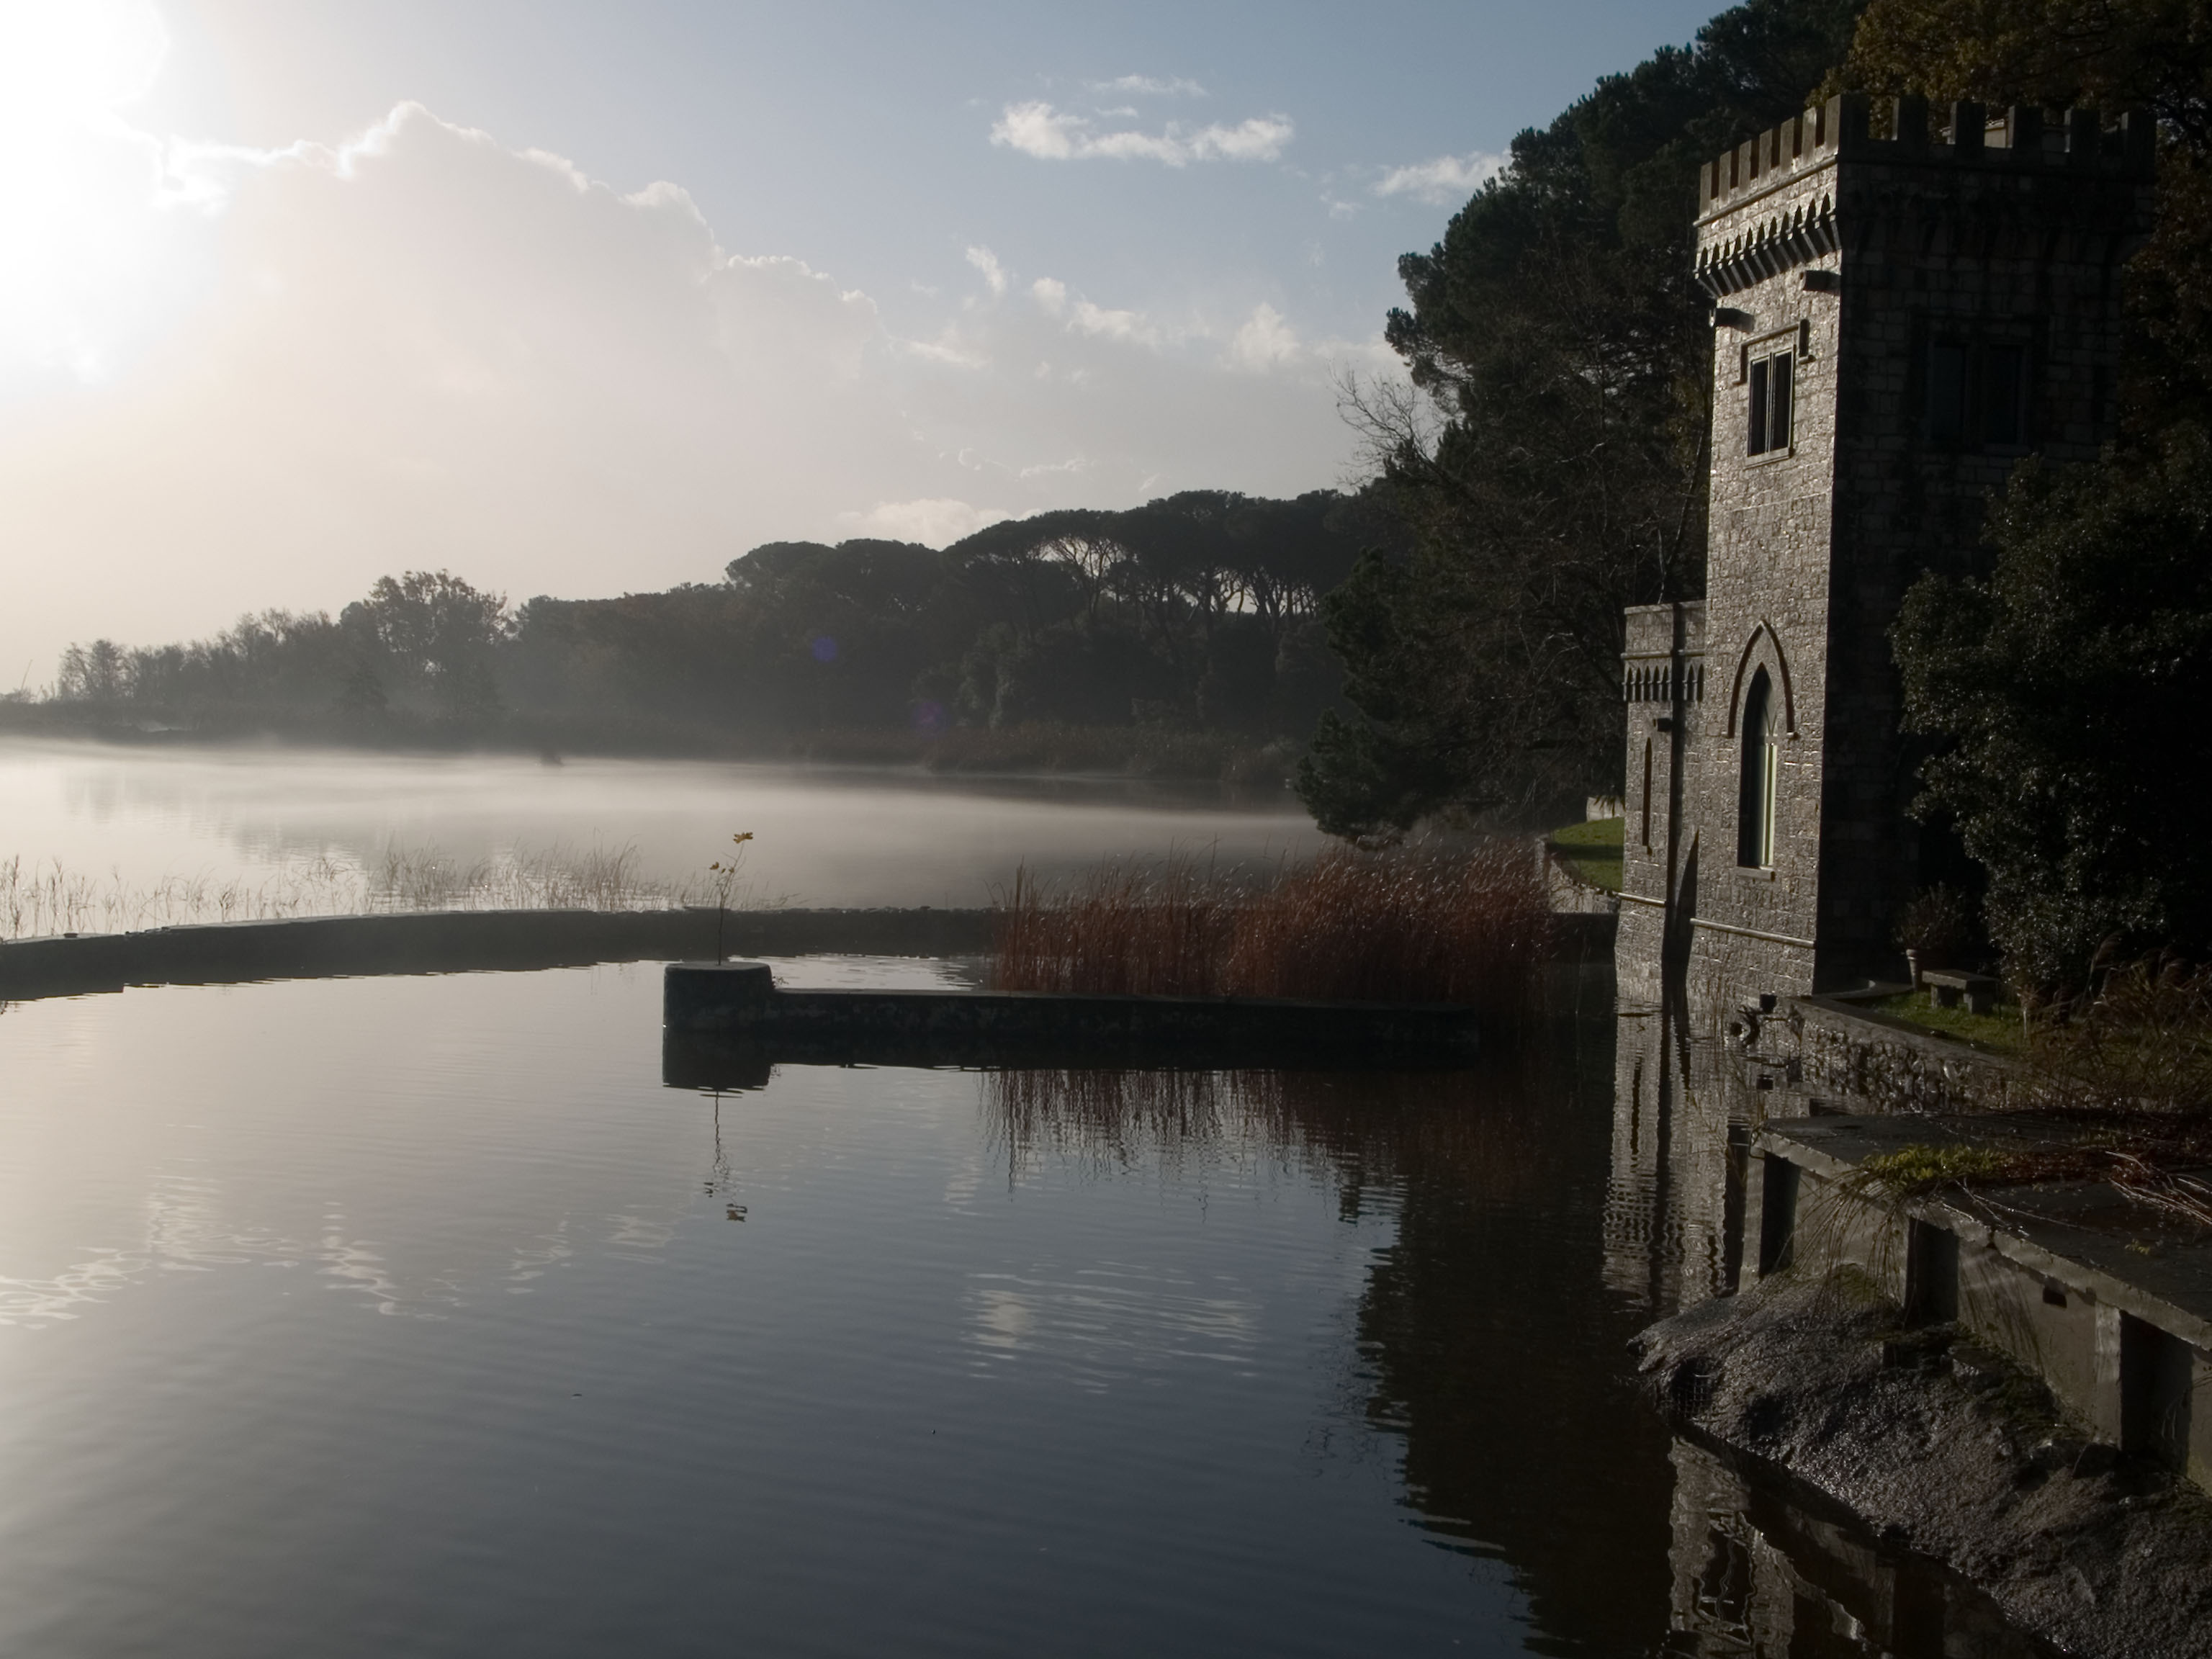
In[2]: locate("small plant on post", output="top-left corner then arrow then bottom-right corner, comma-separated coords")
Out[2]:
706,832 -> 755,963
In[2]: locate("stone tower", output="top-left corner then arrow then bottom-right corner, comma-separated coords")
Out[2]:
1617,92 -> 2157,1010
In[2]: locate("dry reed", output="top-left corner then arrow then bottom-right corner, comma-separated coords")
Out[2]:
0,840 -> 740,940
2032,953 -> 2212,1114
990,840 -> 1552,1022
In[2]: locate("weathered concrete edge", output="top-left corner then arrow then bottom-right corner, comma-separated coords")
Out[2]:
1760,1122 -> 2212,1356
0,907 -> 997,1001
664,961 -> 1481,1050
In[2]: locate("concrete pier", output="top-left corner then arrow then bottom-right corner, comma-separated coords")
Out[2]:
0,907 -> 994,1001
1747,1112 -> 2212,1491
662,960 -> 1481,1084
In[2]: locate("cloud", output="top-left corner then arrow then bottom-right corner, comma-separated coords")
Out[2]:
964,245 -> 1007,298
1070,300 -> 1159,347
990,102 -> 1292,167
1373,150 -> 1508,205
0,101 -> 1369,679
1228,304 -> 1299,372
1092,75 -> 1206,98
838,498 -> 1015,546
1190,118 -> 1295,163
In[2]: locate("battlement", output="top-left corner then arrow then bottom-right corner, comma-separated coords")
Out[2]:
1694,94 -> 2153,297
1700,94 -> 2152,221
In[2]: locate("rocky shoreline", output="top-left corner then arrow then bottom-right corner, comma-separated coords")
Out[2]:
1637,1272 -> 2212,1658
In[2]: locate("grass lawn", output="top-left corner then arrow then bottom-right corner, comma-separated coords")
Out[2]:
1869,992 -> 2029,1056
1548,817 -> 1623,893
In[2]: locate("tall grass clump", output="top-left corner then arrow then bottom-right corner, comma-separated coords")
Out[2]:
2032,953 -> 2212,1115
0,839 -> 747,940
992,840 -> 1552,1024
992,855 -> 1238,998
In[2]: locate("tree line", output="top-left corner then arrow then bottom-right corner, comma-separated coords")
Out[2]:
50,490 -> 1378,757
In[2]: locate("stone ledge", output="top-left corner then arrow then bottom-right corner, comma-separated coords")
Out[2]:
662,960 -> 1483,1085
0,907 -> 996,1001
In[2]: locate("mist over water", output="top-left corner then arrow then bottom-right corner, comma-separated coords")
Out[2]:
0,738 -> 1314,912
0,743 -> 2060,1653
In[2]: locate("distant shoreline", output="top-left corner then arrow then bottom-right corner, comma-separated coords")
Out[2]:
0,701 -> 1300,789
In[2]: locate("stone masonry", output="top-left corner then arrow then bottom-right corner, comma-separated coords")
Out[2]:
1619,92 -> 2156,1010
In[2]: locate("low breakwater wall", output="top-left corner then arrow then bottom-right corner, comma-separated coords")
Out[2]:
661,961 -> 1482,1086
0,907 -> 995,1002
1757,990 -> 2031,1114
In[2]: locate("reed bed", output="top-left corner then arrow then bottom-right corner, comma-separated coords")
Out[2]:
990,840 -> 1553,1023
0,840 -> 724,940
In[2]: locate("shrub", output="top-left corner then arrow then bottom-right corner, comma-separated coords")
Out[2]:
1892,884 -> 1982,968
990,840 -> 1553,1024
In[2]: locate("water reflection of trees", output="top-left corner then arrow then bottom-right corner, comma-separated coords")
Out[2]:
980,1048 -> 1678,1655
981,1047 -> 2057,1655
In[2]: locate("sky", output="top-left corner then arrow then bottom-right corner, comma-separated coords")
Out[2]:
0,0 -> 1722,685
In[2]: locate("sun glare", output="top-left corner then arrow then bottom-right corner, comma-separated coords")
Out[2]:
0,0 -> 169,113
0,0 -> 207,388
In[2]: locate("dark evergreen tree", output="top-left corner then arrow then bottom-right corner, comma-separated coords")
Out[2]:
1894,426 -> 2212,991
1300,0 -> 1865,835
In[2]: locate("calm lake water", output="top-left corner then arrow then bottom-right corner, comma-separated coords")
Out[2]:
0,743 -> 2054,1654
0,737 -> 1314,909
0,959 -> 2051,1657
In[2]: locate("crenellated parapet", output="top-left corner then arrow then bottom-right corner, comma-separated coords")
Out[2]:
1694,93 -> 2155,296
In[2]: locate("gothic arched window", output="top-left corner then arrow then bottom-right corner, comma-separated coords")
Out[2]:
1737,668 -> 1779,868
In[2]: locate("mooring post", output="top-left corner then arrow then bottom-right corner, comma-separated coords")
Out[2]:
665,961 -> 775,1033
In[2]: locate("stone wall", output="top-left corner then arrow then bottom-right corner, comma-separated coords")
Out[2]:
1768,992 -> 2034,1115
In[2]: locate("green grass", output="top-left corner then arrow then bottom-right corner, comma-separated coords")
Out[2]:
1870,992 -> 2028,1055
1857,1143 -> 2014,1191
1548,817 -> 1624,892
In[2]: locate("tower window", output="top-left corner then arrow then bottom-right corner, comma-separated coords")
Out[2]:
1986,346 -> 2026,445
1738,668 -> 1779,868
1927,341 -> 2029,448
1928,343 -> 1966,444
1747,349 -> 1793,456
1640,737 -> 1653,851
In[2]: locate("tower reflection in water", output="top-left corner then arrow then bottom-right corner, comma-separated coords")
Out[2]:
983,1046 -> 2048,1658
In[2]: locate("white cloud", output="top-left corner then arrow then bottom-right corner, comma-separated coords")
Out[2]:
1092,75 -> 1206,98
1228,303 -> 1300,372
838,498 -> 1015,546
1070,300 -> 1159,347
989,102 -> 1082,160
964,245 -> 1007,298
1374,150 -> 1508,205
1190,117 -> 1295,163
0,100 -> 1366,679
990,102 -> 1292,167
